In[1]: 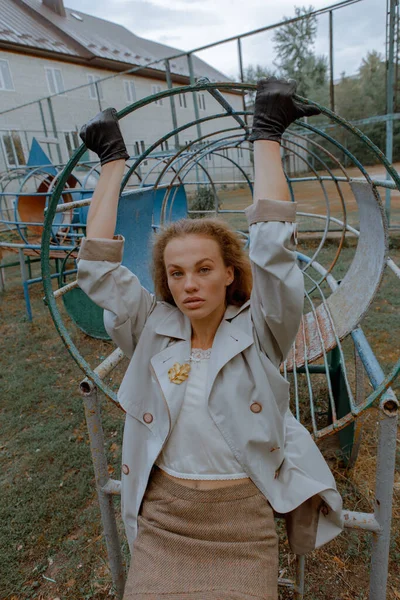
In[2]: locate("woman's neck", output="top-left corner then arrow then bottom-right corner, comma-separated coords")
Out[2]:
190,303 -> 226,350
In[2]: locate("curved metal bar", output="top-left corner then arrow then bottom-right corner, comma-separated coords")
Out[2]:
281,135 -> 348,287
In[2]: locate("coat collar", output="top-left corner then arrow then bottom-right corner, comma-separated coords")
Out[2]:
152,300 -> 253,414
154,300 -> 251,341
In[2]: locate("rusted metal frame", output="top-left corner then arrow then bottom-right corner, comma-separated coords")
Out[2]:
196,77 -> 249,135
300,315 -> 318,435
80,385 -> 125,598
298,212 -> 360,238
329,11 -> 335,112
136,161 -> 181,189
385,0 -> 396,225
187,54 -> 202,141
101,479 -> 121,495
237,38 -> 248,126
302,281 -> 338,431
80,347 -> 125,399
53,279 -> 79,298
120,111 -> 250,192
300,255 -> 399,414
369,403 -> 398,599
18,248 -> 32,321
342,511 -> 380,531
294,554 -> 305,600
54,181 -> 181,213
176,140 -> 251,196
280,141 -> 335,287
150,122 -> 246,190
163,137 -> 250,220
282,135 -> 347,286
345,345 -> 366,469
386,257 -> 400,279
46,97 -> 63,164
303,267 -> 355,416
287,128 -> 351,180
154,132 -> 245,219
164,59 -> 180,149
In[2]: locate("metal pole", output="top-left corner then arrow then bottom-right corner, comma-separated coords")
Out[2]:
18,248 -> 32,321
38,99 -> 52,161
95,81 -> 103,112
81,385 -> 126,598
294,555 -> 305,600
329,11 -> 335,112
164,60 -> 180,149
237,38 -> 248,126
385,0 -> 396,225
187,53 -> 202,140
369,400 -> 398,599
46,97 -> 63,164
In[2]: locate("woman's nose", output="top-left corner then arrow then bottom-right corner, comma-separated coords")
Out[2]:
184,275 -> 198,291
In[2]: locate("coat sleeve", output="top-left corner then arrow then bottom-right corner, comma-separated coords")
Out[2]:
245,199 -> 304,366
76,235 -> 156,358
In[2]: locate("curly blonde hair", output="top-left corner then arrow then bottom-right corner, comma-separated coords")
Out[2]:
152,218 -> 252,307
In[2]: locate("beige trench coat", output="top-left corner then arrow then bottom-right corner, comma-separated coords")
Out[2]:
77,198 -> 343,557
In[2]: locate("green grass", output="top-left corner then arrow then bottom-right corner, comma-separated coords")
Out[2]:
0,237 -> 399,599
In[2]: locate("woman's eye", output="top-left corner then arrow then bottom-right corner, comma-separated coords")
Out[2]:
200,267 -> 211,274
171,271 -> 183,278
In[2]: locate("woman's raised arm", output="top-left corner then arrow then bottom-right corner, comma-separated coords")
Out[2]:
86,159 -> 125,239
246,78 -> 320,365
77,109 -> 156,358
79,107 -> 129,239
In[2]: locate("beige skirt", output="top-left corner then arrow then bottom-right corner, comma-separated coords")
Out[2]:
123,465 -> 278,600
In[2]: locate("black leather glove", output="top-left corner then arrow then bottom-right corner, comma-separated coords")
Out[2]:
249,77 -> 321,143
79,107 -> 129,166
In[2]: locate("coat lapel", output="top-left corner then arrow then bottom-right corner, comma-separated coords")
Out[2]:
151,302 -> 254,416
206,317 -> 254,400
150,340 -> 191,427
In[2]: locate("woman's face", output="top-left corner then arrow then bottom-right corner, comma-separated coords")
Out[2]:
164,234 -> 234,321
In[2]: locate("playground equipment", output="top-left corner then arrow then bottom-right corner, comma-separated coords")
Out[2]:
41,81 -> 399,599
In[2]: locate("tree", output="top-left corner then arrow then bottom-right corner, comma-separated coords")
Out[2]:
273,5 -> 328,98
242,64 -> 276,104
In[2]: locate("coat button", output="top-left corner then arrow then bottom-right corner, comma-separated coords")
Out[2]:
250,402 -> 262,413
122,464 -> 129,475
143,412 -> 153,424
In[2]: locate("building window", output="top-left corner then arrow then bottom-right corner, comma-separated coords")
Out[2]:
237,146 -> 243,159
45,67 -> 65,95
198,93 -> 206,110
178,93 -> 187,108
0,60 -> 14,91
222,148 -> 229,158
151,84 -> 163,105
160,140 -> 169,152
134,140 -> 147,165
64,131 -> 80,158
0,131 -> 26,167
88,74 -> 103,100
124,80 -> 136,103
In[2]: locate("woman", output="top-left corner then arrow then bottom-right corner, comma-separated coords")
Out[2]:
77,78 -> 344,599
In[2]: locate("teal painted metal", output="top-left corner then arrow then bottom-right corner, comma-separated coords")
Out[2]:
41,80 -> 400,411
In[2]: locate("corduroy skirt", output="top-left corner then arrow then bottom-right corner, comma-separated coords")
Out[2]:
123,465 -> 278,600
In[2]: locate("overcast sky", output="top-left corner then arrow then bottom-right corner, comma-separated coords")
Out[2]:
65,0 -> 385,80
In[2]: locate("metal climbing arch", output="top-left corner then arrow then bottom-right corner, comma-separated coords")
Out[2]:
41,81 -> 399,599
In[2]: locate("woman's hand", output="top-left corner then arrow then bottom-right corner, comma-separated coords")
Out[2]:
249,77 -> 321,143
79,107 -> 129,166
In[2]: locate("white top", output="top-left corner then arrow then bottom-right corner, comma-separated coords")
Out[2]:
155,348 -> 248,480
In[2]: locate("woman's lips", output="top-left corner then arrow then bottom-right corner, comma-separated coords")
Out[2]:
183,298 -> 205,309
